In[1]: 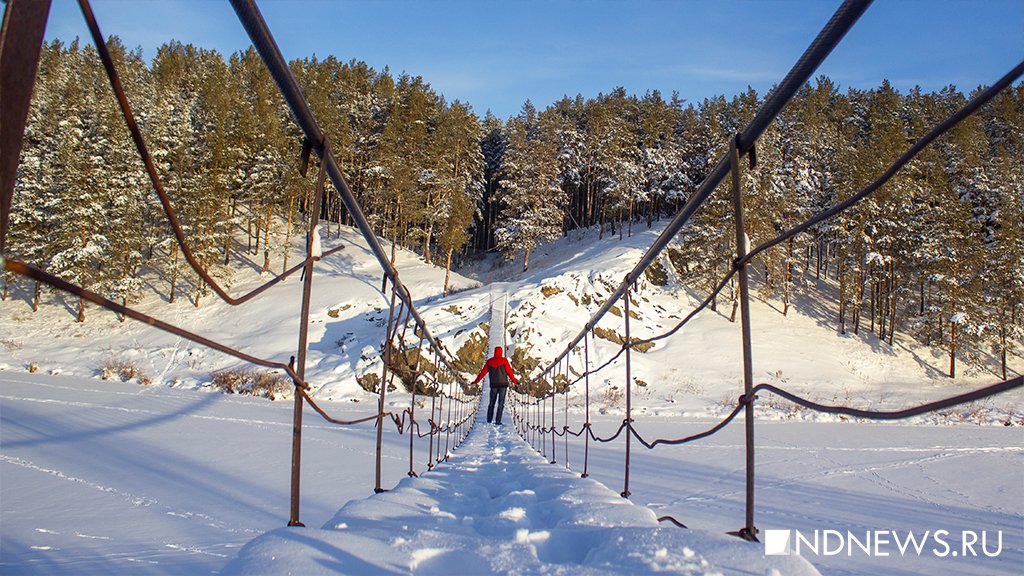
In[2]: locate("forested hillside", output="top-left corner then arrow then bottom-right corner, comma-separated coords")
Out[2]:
6,39 -> 1022,378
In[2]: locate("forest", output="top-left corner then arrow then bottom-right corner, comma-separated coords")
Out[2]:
6,38 -> 1023,379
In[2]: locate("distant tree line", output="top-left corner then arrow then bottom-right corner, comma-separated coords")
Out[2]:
6,39 -> 1022,378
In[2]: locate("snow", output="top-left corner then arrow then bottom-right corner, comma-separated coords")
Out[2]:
220,415 -> 817,576
310,224 -> 323,259
0,226 -> 481,403
462,223 -> 1022,426
2,373 -> 1020,575
2,220 -> 1022,575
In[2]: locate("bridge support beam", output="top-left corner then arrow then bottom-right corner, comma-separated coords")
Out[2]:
0,0 -> 52,255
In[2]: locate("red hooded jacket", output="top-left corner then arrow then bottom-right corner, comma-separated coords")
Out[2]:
473,346 -> 518,388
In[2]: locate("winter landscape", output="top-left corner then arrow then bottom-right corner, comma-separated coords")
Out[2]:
3,225 -> 1022,575
3,0 -> 1023,575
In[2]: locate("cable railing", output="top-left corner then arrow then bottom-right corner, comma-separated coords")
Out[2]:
2,0 -> 1021,545
0,0 -> 479,528
505,0 -> 1024,542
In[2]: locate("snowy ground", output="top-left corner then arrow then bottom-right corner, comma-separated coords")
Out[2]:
221,411 -> 818,576
2,221 -> 1022,574
2,372 -> 1021,575
477,224 -> 1023,427
0,226 -> 482,402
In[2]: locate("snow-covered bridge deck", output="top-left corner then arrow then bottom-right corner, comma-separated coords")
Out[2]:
221,412 -> 816,575
222,291 -> 816,575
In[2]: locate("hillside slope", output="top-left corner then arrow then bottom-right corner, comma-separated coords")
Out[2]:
2,220 -> 1020,423
462,222 -> 1023,424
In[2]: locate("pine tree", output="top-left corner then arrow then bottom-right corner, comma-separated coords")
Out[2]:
496,102 -> 564,271
432,101 -> 484,294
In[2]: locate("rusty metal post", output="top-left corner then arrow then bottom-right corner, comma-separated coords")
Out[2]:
541,380 -> 547,459
564,358 -> 569,469
582,330 -> 591,478
435,372 -> 443,464
427,388 -> 436,471
622,286 -> 632,498
288,150 -> 326,527
0,0 -> 52,255
517,391 -> 523,436
455,383 -> 462,446
375,280 -> 400,493
408,334 -> 424,477
444,373 -> 453,460
730,134 -> 759,542
537,394 -> 541,450
550,381 -> 556,464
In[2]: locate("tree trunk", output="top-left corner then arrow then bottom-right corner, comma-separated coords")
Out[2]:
523,246 -> 531,272
422,189 -> 433,263
33,280 -> 41,312
870,281 -> 876,335
783,237 -> 793,316
194,273 -> 203,308
853,253 -> 863,335
169,243 -> 178,304
253,211 -> 260,254
77,297 -> 85,323
390,204 -> 399,267
887,272 -> 898,346
999,310 -> 1007,380
282,195 -> 294,275
919,277 -> 925,315
224,197 -> 236,266
815,238 -> 822,280
949,320 -> 956,379
729,278 -> 738,323
838,272 -> 846,335
263,203 -> 273,269
424,221 -> 433,264
627,199 -> 633,237
443,247 -> 453,297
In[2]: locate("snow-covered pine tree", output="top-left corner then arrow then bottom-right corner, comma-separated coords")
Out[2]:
431,100 -> 483,295
473,112 -> 507,253
496,102 -> 564,271
7,41 -> 65,308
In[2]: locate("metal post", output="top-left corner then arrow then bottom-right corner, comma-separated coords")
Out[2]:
0,0 -> 52,255
564,358 -> 569,469
456,384 -> 462,446
550,382 -> 556,464
289,150 -> 326,526
375,281 -> 399,493
730,134 -> 759,542
409,335 -> 424,477
622,287 -> 632,498
582,330 -> 591,478
536,395 -> 541,450
427,389 -> 436,471
444,376 -> 453,460
541,381 -> 547,459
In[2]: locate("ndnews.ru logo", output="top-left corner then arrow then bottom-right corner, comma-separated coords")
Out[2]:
764,529 -> 1003,558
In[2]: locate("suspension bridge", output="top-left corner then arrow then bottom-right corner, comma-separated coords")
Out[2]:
1,0 -> 1022,573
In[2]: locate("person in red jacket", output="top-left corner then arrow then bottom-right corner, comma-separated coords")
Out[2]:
472,346 -> 518,425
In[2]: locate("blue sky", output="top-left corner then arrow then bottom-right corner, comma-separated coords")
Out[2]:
40,0 -> 1024,120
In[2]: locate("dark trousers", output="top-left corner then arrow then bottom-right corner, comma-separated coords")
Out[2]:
487,386 -> 507,423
